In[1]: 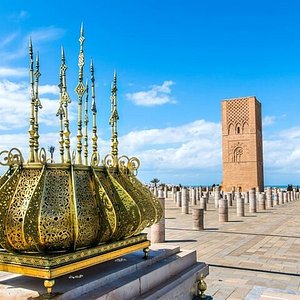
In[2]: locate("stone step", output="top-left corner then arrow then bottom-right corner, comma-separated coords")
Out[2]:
140,261 -> 208,300
72,247 -> 208,300
59,245 -> 181,300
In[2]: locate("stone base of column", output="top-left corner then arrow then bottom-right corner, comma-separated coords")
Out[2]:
192,208 -> 204,230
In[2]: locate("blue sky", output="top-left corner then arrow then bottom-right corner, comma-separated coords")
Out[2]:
1,0 -> 300,185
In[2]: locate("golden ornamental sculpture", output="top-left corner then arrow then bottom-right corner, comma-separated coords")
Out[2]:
0,25 -> 162,297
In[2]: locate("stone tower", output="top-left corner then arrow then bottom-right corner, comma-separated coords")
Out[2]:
222,96 -> 264,192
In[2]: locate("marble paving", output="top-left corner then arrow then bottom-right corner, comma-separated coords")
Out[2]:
147,194 -> 300,299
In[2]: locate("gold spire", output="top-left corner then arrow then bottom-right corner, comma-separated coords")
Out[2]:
90,59 -> 98,157
28,38 -> 35,163
109,71 -> 119,168
83,79 -> 89,165
60,46 -> 72,163
33,52 -> 42,162
56,48 -> 65,163
75,22 -> 86,164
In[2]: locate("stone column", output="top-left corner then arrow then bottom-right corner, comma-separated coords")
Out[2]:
181,187 -> 189,214
192,208 -> 204,230
153,186 -> 158,197
292,189 -> 296,201
198,187 -> 202,200
176,190 -> 182,207
164,185 -> 168,199
199,197 -> 207,211
172,186 -> 176,203
283,192 -> 287,204
214,186 -> 220,209
151,190 -> 165,243
191,188 -> 197,205
244,192 -> 249,205
236,193 -> 245,217
287,191 -> 291,202
226,192 -> 233,206
249,188 -> 257,213
279,190 -> 283,205
231,187 -> 235,201
273,191 -> 279,206
219,198 -> 228,222
205,191 -> 209,203
258,192 -> 266,210
266,187 -> 273,208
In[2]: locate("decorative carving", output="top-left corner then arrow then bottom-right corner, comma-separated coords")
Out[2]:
226,98 -> 249,134
228,142 -> 248,163
0,148 -> 24,166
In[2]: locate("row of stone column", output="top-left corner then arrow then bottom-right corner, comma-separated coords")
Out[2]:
149,185 -> 300,242
218,187 -> 300,222
149,185 -> 214,202
150,189 -> 205,243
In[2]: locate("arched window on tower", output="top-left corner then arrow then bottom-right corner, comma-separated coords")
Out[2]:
233,147 -> 243,163
243,122 -> 249,134
228,123 -> 234,135
235,123 -> 241,134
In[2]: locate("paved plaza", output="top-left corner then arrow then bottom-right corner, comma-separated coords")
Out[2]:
148,194 -> 300,299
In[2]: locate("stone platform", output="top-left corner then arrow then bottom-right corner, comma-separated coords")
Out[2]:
0,245 -> 208,299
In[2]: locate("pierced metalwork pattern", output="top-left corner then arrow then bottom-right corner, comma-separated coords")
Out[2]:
23,167 -> 46,252
112,172 -> 149,234
94,169 -> 129,240
108,173 -> 141,238
129,174 -> 163,224
93,169 -> 116,243
39,169 -> 73,251
0,167 -> 22,252
0,163 -> 161,254
0,168 -> 13,188
73,170 -> 100,248
6,168 -> 42,251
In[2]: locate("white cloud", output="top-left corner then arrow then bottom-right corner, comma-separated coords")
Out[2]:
263,126 -> 300,175
39,84 -> 59,95
263,115 -> 276,126
0,67 -> 27,78
0,26 -> 66,61
126,80 -> 176,106
118,120 -> 222,170
0,79 -> 71,130
0,32 -> 19,48
9,10 -> 29,22
29,27 -> 65,45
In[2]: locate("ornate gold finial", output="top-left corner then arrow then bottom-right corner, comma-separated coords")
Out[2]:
56,50 -> 65,163
90,59 -> 98,157
75,22 -> 86,165
28,38 -> 35,163
109,71 -> 119,168
83,79 -> 89,165
60,46 -> 72,163
33,52 -> 42,162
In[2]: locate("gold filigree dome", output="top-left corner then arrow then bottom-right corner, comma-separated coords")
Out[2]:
0,26 -> 162,254
0,159 -> 162,253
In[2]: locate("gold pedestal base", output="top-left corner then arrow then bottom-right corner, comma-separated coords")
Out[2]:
0,234 -> 150,297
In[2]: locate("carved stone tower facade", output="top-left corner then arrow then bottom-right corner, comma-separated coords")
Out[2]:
222,96 -> 264,192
